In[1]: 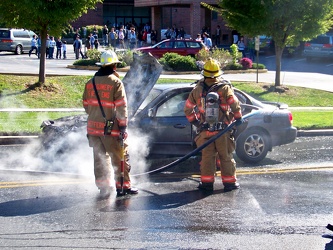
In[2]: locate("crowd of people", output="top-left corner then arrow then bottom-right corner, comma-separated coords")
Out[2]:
28,23 -> 253,61
28,34 -> 68,59
95,22 -> 159,50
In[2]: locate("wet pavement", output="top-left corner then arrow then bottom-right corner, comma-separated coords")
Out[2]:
0,167 -> 332,250
0,135 -> 333,249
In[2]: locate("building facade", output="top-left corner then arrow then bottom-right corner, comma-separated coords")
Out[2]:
71,0 -> 234,45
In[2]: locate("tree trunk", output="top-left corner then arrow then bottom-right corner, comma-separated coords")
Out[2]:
38,27 -> 47,84
274,45 -> 284,87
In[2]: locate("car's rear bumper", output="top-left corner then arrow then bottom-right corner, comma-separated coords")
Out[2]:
271,126 -> 297,147
303,51 -> 333,58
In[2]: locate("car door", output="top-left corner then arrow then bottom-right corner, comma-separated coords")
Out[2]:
155,40 -> 174,58
173,41 -> 187,56
141,90 -> 195,156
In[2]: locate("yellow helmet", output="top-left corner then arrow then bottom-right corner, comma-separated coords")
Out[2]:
201,58 -> 223,78
96,50 -> 121,66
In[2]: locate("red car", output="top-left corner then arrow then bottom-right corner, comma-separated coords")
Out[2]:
135,39 -> 207,58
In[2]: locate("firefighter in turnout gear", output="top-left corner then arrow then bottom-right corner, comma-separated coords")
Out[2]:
83,50 -> 138,198
184,58 -> 244,192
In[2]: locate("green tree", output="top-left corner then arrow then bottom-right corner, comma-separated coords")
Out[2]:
0,0 -> 102,85
202,0 -> 333,87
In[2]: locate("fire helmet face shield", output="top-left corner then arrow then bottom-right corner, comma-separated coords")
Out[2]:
96,50 -> 121,66
201,58 -> 223,78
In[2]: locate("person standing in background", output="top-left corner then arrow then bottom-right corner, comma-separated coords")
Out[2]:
102,25 -> 109,46
62,40 -> 67,59
28,34 -> 37,57
48,36 -> 56,59
56,38 -> 62,59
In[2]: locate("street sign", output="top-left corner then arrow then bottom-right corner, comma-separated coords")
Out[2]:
255,36 -> 260,51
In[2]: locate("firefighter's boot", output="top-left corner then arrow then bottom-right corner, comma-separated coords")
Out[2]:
116,187 -> 139,197
197,182 -> 214,191
99,186 -> 112,199
223,182 -> 240,192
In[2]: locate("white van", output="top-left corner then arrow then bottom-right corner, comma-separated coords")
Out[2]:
303,33 -> 333,61
0,28 -> 37,54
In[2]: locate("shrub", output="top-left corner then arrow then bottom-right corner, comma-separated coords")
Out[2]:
161,52 -> 181,62
196,48 -> 211,62
116,49 -> 133,66
239,58 -> 253,69
252,63 -> 266,69
224,63 -> 243,70
159,53 -> 198,71
210,47 -> 233,69
196,47 -> 232,70
86,49 -> 101,61
168,56 -> 197,71
73,59 -> 98,66
229,44 -> 241,64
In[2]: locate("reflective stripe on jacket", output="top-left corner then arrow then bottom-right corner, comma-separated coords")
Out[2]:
83,72 -> 128,137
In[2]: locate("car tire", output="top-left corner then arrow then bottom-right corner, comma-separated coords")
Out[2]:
235,128 -> 270,163
15,45 -> 23,55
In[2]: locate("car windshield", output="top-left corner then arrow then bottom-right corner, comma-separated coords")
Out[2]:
137,88 -> 162,111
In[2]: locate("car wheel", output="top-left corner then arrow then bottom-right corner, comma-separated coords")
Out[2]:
235,128 -> 270,163
15,45 -> 23,55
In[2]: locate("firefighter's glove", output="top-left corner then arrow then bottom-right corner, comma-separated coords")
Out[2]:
119,126 -> 128,140
235,117 -> 245,126
191,120 -> 201,128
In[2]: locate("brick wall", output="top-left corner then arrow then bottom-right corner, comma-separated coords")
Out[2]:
71,3 -> 104,29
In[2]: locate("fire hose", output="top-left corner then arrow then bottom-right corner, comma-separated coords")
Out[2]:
133,111 -> 259,176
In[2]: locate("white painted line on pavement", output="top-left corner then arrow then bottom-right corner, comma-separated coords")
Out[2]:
294,58 -> 306,62
326,64 -> 333,67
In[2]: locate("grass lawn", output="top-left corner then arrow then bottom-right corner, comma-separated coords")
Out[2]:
0,75 -> 332,133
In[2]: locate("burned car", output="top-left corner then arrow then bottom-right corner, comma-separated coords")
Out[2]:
40,83 -> 297,164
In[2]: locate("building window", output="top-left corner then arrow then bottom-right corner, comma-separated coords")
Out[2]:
212,11 -> 218,20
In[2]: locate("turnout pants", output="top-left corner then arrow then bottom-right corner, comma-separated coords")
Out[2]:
88,135 -> 131,190
195,130 -> 237,184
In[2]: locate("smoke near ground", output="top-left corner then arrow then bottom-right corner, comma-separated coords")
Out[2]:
0,125 -> 152,183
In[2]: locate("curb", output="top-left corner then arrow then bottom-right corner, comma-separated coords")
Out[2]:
297,129 -> 333,137
0,135 -> 40,145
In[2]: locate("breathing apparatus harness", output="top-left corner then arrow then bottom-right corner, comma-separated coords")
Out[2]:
199,79 -> 232,132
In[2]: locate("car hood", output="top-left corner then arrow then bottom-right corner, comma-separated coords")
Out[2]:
122,53 -> 163,117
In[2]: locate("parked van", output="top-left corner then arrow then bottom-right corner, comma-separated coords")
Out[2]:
0,28 -> 37,55
303,33 -> 333,61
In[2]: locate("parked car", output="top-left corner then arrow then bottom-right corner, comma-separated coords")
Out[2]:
0,28 -> 37,55
135,39 -> 207,59
259,35 -> 275,54
39,83 -> 297,164
303,33 -> 333,61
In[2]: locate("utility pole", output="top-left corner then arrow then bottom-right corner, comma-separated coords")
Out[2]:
255,36 -> 260,83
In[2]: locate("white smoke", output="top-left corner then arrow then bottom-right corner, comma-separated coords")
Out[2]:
0,120 -> 153,188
